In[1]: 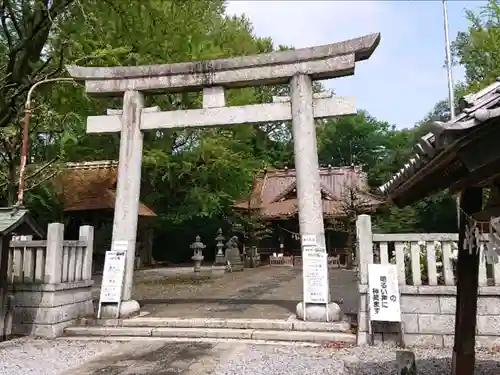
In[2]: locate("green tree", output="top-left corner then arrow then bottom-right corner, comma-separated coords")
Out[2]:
452,0 -> 500,92
0,0 -> 79,204
31,0 -> 295,260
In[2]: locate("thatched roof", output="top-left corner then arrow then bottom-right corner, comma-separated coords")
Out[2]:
55,161 -> 156,217
234,166 -> 384,219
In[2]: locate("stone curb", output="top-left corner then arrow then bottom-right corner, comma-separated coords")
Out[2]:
75,317 -> 351,333
63,326 -> 356,343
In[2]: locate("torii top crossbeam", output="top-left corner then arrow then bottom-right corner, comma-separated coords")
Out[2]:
66,33 -> 380,96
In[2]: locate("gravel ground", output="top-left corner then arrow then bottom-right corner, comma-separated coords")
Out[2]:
211,344 -> 347,375
92,266 -> 358,320
337,345 -> 500,375
211,344 -> 500,375
1,338 -> 499,374
0,338 -> 131,375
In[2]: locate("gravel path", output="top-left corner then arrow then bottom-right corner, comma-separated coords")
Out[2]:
1,338 -> 499,374
0,338 -> 132,375
211,344 -> 500,375
92,266 -> 358,319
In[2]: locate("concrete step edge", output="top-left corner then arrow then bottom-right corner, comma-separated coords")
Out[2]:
75,317 -> 352,333
64,326 -> 356,343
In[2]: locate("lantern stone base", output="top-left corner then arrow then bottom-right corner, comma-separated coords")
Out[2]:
100,299 -> 140,319
295,302 -> 342,322
211,265 -> 226,277
214,253 -> 226,266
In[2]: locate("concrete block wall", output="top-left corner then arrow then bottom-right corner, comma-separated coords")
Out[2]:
11,280 -> 94,337
8,223 -> 95,338
358,285 -> 500,348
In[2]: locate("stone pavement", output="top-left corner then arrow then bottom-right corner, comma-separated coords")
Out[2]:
63,340 -> 240,375
62,340 -> 348,375
105,266 -> 359,319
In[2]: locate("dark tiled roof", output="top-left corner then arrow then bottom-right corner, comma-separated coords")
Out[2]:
0,207 -> 44,237
234,166 -> 384,219
378,79 -> 500,198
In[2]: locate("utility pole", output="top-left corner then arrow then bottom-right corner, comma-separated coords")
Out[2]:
442,0 -> 460,228
443,0 -> 456,120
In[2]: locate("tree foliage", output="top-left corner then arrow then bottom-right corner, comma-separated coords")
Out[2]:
0,0 -> 486,262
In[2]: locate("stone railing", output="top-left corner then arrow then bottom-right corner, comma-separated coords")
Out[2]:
269,255 -> 294,267
8,223 -> 94,338
356,214 -> 500,348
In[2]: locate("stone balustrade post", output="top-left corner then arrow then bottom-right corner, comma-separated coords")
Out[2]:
44,223 -> 64,284
79,225 -> 94,281
356,214 -> 373,285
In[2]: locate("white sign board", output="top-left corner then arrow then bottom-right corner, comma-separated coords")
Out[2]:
368,264 -> 401,322
112,240 -> 128,252
301,234 -> 317,247
99,251 -> 126,304
302,246 -> 329,304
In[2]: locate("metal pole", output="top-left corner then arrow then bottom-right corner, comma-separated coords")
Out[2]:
16,78 -> 76,207
442,0 -> 460,228
443,0 -> 456,120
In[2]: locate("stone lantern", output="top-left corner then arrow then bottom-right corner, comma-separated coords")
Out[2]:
191,235 -> 205,278
212,228 -> 226,277
214,228 -> 226,266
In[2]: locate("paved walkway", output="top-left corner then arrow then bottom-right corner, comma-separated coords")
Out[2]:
93,266 -> 358,319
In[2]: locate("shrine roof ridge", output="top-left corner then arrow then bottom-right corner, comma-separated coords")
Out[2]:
66,33 -> 380,81
378,78 -> 500,200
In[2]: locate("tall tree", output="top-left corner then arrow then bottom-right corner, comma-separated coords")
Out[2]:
0,0 -> 78,204
452,0 -> 500,92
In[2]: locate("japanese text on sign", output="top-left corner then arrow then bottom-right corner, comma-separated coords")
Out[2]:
302,246 -> 329,304
301,234 -> 317,247
99,251 -> 126,304
368,264 -> 401,322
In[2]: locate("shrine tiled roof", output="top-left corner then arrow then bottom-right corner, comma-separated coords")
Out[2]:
234,166 -> 384,219
378,79 -> 500,203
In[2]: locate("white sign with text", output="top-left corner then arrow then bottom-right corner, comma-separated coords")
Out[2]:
301,234 -> 317,247
99,250 -> 127,303
368,264 -> 401,322
302,246 -> 329,304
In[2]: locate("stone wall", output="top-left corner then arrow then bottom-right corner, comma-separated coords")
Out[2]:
11,280 -> 94,337
357,285 -> 500,348
355,214 -> 500,348
9,223 -> 94,338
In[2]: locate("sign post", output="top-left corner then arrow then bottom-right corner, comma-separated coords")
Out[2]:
97,241 -> 128,319
368,264 -> 402,344
302,235 -> 330,321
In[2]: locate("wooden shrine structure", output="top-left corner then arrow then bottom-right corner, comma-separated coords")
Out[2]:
378,80 -> 500,375
234,166 -> 384,260
55,161 -> 156,270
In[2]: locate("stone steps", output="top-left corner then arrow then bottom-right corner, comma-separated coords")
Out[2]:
63,317 -> 356,344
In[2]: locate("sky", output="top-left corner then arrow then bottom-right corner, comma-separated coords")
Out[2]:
225,0 -> 487,129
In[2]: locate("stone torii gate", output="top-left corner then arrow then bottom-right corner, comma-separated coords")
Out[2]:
67,32 -> 380,318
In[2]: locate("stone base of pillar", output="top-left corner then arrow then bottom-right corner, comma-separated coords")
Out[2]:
100,300 -> 141,318
214,253 -> 225,265
228,261 -> 244,272
295,302 -> 342,322
211,265 -> 226,277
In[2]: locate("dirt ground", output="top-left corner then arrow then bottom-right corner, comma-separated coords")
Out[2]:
93,266 -> 358,319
